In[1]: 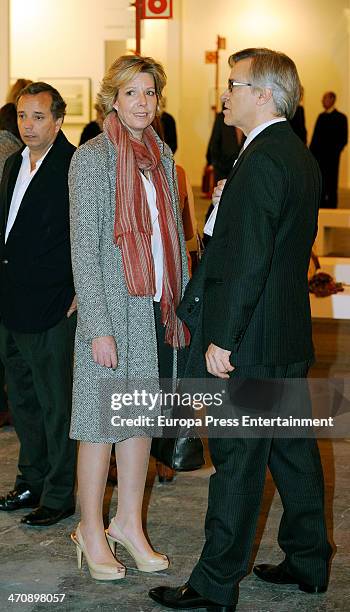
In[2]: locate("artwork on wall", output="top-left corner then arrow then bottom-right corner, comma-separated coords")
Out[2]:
38,77 -> 91,124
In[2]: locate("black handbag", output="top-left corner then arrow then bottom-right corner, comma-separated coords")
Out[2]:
151,435 -> 204,471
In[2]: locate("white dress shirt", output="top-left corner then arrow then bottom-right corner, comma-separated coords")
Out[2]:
203,117 -> 287,237
5,145 -> 53,243
140,171 -> 163,301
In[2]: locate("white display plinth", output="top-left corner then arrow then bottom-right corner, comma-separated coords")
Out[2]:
310,287 -> 350,319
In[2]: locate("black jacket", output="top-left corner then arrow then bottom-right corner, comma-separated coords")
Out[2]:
160,112 -> 177,154
310,109 -> 348,161
0,130 -> 76,332
178,122 -> 320,367
208,112 -> 242,180
289,105 -> 307,144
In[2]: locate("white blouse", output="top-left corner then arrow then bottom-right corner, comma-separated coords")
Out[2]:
140,171 -> 164,301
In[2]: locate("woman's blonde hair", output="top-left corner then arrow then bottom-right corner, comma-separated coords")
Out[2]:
97,55 -> 167,116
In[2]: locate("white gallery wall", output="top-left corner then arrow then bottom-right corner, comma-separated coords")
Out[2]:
10,0 -> 350,186
178,0 -> 350,185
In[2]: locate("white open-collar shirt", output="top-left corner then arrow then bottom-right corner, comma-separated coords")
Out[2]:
5,145 -> 53,243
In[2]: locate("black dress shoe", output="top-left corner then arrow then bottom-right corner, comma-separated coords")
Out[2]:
0,487 -> 40,511
148,583 -> 237,610
253,562 -> 328,593
21,505 -> 75,526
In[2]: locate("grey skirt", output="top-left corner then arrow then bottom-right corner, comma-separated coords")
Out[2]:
69,302 -> 175,443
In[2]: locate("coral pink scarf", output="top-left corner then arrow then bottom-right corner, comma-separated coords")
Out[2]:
104,111 -> 190,349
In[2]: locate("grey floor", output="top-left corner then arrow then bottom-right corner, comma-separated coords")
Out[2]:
1,188 -> 350,611
1,425 -> 349,611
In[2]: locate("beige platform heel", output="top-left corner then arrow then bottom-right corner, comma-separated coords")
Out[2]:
106,519 -> 169,573
71,524 -> 126,581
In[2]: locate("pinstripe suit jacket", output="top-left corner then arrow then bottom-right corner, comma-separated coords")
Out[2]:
179,121 -> 321,368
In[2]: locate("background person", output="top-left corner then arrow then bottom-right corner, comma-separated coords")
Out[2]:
0,103 -> 22,176
203,106 -> 245,245
208,104 -> 244,184
0,102 -> 23,427
6,78 -> 33,104
78,103 -> 104,146
69,54 -> 189,581
159,97 -> 177,154
289,85 -> 307,143
0,82 -> 77,526
310,91 -> 348,208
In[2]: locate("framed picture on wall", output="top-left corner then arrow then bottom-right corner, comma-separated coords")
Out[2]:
38,77 -> 91,124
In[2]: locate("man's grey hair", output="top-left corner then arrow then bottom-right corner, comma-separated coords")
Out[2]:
229,48 -> 301,120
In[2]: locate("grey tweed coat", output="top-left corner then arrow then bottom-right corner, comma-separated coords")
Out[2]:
69,131 -> 189,442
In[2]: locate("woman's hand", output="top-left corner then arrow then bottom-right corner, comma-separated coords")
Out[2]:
92,336 -> 118,369
212,179 -> 227,207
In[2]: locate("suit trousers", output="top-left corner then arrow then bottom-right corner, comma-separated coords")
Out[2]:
0,314 -> 77,510
189,361 -> 332,606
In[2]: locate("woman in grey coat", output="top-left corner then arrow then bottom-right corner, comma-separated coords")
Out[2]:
69,55 -> 189,581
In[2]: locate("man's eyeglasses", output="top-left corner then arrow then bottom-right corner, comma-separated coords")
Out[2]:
228,79 -> 252,92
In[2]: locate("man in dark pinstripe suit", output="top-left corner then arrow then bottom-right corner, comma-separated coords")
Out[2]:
149,48 -> 332,611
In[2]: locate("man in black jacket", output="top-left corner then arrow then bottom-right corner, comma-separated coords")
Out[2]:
149,48 -> 332,611
208,106 -> 244,184
310,91 -> 348,208
159,98 -> 177,154
0,82 -> 77,526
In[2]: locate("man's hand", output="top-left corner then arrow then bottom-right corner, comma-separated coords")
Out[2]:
212,179 -> 227,207
205,342 -> 234,379
66,295 -> 77,318
92,336 -> 118,369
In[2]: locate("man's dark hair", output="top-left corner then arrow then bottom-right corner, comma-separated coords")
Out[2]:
16,82 -> 66,120
0,102 -> 21,139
